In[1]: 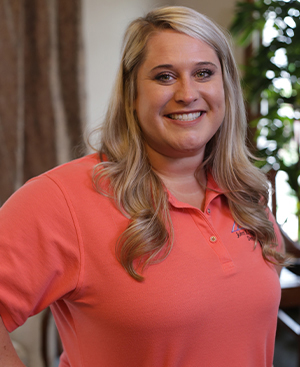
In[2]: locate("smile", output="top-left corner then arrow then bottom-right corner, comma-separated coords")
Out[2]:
168,112 -> 203,121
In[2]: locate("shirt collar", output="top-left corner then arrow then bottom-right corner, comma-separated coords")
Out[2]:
167,171 -> 224,211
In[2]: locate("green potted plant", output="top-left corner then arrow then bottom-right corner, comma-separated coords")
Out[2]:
230,0 -> 300,239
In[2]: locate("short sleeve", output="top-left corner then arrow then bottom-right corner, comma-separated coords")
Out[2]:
0,175 -> 82,332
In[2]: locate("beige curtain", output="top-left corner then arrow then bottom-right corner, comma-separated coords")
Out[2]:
0,0 -> 86,205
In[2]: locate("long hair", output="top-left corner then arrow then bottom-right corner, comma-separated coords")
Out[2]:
93,6 -> 285,281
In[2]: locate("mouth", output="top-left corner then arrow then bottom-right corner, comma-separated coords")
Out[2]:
167,111 -> 204,122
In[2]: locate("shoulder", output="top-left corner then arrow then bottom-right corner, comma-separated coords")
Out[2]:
43,153 -> 100,183
26,153 -> 101,200
1,153 -> 104,222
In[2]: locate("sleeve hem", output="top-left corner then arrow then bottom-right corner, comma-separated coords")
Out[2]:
0,301 -> 20,333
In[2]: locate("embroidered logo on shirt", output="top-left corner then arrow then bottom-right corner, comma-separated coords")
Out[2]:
231,222 -> 255,242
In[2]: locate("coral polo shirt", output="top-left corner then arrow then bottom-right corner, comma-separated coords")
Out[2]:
0,154 -> 282,366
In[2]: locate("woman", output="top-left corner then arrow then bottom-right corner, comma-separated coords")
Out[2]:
0,6 -> 285,367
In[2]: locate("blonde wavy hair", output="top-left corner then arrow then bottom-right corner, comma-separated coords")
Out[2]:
93,6 -> 285,281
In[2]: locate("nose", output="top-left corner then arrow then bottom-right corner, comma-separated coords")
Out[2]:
174,78 -> 199,105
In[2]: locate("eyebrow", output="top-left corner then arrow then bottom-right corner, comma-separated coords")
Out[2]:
150,61 -> 218,72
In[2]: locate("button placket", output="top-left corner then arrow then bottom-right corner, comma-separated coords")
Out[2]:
210,236 -> 217,243
189,210 -> 235,274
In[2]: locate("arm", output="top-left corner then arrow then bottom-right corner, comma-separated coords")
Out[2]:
0,317 -> 25,367
0,175 -> 80,333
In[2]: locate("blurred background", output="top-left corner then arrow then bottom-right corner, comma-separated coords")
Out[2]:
1,0 -> 300,366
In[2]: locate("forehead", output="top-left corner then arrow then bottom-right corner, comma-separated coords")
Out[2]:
142,29 -> 220,67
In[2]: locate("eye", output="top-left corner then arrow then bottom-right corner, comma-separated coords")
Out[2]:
155,73 -> 175,83
194,69 -> 213,80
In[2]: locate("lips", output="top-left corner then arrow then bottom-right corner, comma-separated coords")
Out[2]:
167,111 -> 204,121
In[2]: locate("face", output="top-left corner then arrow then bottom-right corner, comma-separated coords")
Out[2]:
135,30 -> 226,162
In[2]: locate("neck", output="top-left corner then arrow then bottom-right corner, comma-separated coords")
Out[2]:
146,145 -> 207,210
146,144 -> 205,180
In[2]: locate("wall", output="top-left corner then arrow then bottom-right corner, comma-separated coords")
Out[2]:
82,0 -> 242,131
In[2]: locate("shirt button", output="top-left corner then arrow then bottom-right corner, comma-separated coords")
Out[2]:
207,208 -> 211,214
210,236 -> 217,242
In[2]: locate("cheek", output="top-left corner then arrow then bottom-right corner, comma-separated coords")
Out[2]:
220,91 -> 226,117
213,88 -> 226,116
135,99 -> 151,136
218,82 -> 226,108
136,91 -> 165,126
135,99 -> 148,129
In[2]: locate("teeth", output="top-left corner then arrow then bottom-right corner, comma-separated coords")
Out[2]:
169,112 -> 202,121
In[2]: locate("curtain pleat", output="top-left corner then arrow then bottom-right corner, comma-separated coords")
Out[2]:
0,0 -> 85,205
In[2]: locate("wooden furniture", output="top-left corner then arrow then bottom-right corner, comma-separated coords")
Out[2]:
279,267 -> 300,367
278,229 -> 300,367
